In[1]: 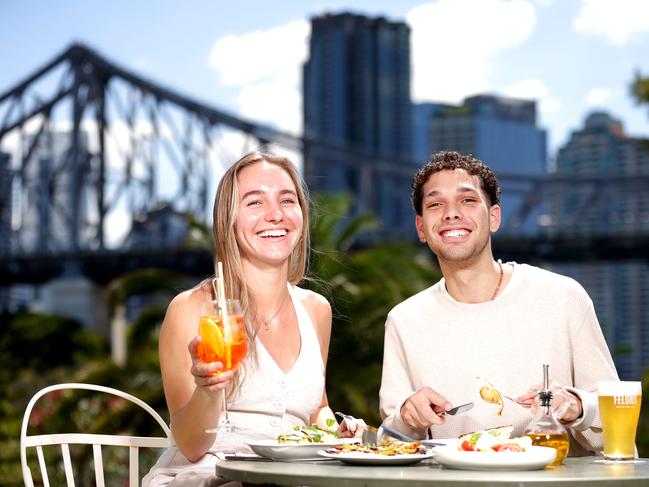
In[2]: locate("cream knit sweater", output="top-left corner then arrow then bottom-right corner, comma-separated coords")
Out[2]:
379,262 -> 618,456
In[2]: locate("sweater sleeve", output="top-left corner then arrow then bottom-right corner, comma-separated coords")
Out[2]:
378,312 -> 426,439
565,291 -> 619,452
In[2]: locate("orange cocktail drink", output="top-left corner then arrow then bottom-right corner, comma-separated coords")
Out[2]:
198,313 -> 248,371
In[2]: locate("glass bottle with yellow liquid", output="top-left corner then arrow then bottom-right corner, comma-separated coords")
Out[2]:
523,364 -> 570,467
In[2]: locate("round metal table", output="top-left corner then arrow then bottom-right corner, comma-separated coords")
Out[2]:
215,457 -> 649,486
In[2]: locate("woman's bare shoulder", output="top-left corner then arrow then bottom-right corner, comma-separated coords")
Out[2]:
163,282 -> 211,327
292,286 -> 331,324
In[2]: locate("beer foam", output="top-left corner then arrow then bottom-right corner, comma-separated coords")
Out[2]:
597,381 -> 642,396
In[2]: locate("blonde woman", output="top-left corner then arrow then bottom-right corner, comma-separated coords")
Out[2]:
144,152 -> 335,486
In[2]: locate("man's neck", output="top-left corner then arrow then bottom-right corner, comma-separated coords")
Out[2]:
439,255 -> 505,303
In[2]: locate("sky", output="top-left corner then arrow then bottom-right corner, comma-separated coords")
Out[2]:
1,0 -> 649,164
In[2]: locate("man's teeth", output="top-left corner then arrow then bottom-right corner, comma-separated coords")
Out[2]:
258,229 -> 287,238
444,229 -> 468,238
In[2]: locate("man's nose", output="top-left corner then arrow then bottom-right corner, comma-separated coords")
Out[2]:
443,204 -> 462,220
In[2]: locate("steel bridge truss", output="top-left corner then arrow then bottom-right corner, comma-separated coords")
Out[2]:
0,43 -> 301,255
1,43 -> 648,265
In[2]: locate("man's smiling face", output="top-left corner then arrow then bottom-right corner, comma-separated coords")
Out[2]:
415,168 -> 500,265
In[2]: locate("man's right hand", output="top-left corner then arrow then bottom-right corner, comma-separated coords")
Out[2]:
400,387 -> 453,433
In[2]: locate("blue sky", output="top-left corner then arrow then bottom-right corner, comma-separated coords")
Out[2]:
2,0 -> 649,162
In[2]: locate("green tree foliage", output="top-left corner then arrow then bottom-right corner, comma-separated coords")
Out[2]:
631,71 -> 649,105
307,194 -> 441,424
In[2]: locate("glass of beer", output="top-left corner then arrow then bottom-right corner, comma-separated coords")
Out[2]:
597,381 -> 642,461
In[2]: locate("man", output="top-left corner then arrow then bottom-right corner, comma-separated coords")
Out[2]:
379,151 -> 618,455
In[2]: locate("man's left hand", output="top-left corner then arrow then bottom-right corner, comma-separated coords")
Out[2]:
516,379 -> 583,423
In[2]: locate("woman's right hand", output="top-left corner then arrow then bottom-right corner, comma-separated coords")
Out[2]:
188,336 -> 234,393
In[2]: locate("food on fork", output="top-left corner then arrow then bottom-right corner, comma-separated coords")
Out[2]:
277,424 -> 339,444
458,425 -> 532,452
477,377 -> 504,416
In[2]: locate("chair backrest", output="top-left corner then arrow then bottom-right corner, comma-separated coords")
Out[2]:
20,383 -> 172,487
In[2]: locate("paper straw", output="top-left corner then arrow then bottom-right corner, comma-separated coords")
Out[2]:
216,261 -> 228,318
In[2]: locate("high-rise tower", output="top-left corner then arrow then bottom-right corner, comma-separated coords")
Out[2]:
549,112 -> 649,380
304,12 -> 414,237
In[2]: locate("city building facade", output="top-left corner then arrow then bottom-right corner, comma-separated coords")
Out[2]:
303,12 -> 415,239
422,95 -> 547,175
549,112 -> 649,380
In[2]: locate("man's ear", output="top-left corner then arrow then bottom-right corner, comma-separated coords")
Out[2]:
415,215 -> 426,242
489,204 -> 501,232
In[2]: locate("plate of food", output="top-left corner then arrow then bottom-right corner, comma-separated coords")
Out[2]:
246,424 -> 344,461
318,441 -> 434,465
432,426 -> 556,471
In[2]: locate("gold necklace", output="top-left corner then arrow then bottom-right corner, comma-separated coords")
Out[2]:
490,259 -> 504,301
259,292 -> 289,331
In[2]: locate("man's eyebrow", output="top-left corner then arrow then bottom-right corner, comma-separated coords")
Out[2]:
423,185 -> 479,198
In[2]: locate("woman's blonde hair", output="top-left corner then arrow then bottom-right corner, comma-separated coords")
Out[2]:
210,151 -> 310,394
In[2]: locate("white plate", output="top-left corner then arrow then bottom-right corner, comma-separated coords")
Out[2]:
246,440 -> 344,461
318,449 -> 435,465
432,445 -> 556,471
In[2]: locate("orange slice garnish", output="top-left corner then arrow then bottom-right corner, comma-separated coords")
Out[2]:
199,316 -> 225,362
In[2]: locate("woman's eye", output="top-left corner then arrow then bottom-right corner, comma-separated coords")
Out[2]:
281,198 -> 296,205
246,199 -> 262,207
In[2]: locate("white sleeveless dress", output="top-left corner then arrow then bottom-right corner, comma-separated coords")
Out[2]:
142,284 -> 325,487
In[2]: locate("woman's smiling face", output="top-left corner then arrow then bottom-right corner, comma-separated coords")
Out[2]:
234,160 -> 303,268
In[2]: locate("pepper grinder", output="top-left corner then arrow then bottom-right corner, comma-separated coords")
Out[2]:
523,364 -> 570,467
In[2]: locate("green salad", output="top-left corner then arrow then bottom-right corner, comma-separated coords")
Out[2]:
277,422 -> 339,444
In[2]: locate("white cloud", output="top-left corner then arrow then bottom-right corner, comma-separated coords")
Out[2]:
407,0 -> 536,103
502,78 -> 548,99
585,87 -> 611,106
207,20 -> 309,134
539,97 -> 561,115
237,81 -> 302,136
573,0 -> 649,45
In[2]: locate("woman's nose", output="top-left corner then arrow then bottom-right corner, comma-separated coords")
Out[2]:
264,204 -> 283,222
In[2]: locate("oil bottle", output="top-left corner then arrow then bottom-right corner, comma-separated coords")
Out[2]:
523,364 -> 570,467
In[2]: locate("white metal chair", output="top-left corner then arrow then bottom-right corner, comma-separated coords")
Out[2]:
20,383 -> 172,487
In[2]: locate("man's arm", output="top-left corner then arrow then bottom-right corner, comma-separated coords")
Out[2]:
379,314 -> 451,439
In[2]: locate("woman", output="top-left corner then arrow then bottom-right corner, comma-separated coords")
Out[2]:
143,152 -> 336,486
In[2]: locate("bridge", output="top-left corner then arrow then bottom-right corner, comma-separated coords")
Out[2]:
1,43 -> 649,287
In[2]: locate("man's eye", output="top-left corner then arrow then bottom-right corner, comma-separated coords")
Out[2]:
426,202 -> 441,208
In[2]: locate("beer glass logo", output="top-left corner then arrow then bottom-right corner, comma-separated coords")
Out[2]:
613,395 -> 637,407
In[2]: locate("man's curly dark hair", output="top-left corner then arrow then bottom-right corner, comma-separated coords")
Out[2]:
411,151 -> 501,215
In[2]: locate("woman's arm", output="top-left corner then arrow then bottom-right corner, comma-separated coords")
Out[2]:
159,289 -> 233,461
300,289 -> 337,426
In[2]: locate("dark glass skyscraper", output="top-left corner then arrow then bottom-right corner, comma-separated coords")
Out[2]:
303,12 -> 414,238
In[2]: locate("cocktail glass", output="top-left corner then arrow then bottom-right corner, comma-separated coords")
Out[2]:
198,298 -> 248,432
